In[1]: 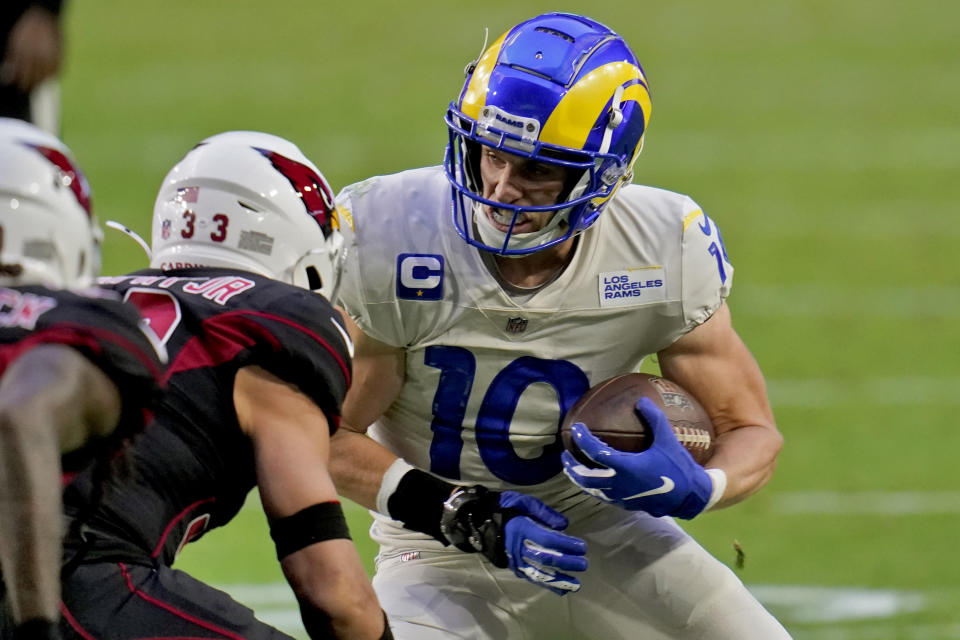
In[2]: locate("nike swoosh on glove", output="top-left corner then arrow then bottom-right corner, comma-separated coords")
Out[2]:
561,397 -> 713,519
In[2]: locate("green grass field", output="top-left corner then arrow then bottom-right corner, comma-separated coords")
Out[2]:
58,1 -> 959,637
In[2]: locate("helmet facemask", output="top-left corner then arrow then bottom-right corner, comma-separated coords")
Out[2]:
443,13 -> 651,256
445,107 -> 629,255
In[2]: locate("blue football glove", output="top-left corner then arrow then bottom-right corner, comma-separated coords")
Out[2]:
561,397 -> 714,519
440,485 -> 588,595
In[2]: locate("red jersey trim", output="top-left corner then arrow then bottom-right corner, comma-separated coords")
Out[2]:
163,310 -> 350,387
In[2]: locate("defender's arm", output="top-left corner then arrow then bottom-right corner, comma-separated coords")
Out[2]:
234,365 -> 388,640
327,312 -> 407,511
0,345 -> 121,626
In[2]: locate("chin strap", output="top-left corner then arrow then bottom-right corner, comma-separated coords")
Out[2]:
105,220 -> 152,260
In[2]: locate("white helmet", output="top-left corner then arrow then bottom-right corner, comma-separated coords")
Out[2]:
151,131 -> 345,299
0,117 -> 100,288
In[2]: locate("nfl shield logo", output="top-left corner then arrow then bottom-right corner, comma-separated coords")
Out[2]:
506,317 -> 528,333
161,219 -> 172,239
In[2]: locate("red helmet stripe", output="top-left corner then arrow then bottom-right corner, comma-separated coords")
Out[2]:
27,144 -> 93,217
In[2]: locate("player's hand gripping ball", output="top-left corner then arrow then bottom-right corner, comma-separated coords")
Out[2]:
560,374 -> 715,465
560,375 -> 718,519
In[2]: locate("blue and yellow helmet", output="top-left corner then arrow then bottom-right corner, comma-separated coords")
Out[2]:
444,12 -> 651,255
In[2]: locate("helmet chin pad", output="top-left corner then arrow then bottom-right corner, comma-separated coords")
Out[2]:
472,201 -> 572,255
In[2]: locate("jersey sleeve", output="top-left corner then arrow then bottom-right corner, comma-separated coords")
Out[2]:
43,292 -> 166,436
335,179 -> 409,347
678,198 -> 734,328
226,287 -> 353,431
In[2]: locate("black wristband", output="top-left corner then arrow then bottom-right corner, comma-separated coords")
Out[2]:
13,619 -> 61,640
386,469 -> 457,544
269,501 -> 351,560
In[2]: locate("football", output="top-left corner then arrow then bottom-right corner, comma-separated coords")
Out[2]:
560,373 -> 716,467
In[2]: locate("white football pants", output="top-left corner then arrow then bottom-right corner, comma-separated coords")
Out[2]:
370,500 -> 792,639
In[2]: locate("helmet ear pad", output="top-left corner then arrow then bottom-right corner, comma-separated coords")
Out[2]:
292,232 -> 345,299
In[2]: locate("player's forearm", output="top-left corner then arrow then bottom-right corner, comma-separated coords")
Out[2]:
328,428 -> 400,511
0,348 -> 115,622
281,540 -> 387,640
707,423 -> 783,509
0,410 -> 63,623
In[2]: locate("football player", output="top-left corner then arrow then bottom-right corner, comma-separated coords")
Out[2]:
328,12 -> 792,639
58,132 -> 392,640
0,118 -> 165,640
1,1 -> 64,132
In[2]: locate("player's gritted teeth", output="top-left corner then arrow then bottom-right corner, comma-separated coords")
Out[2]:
486,206 -> 531,232
485,207 -> 524,231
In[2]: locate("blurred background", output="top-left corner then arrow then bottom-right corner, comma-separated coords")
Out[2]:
55,1 -> 959,637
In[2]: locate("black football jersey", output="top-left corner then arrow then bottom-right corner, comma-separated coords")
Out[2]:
63,268 -> 353,565
0,285 -> 165,474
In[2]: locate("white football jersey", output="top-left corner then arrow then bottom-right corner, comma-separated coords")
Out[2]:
336,166 -> 732,509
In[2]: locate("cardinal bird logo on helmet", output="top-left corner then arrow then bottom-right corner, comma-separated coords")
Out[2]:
255,148 -> 336,237
27,144 -> 93,217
